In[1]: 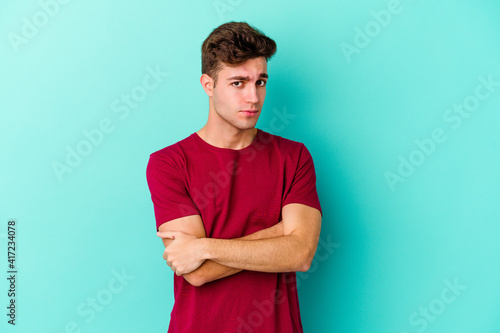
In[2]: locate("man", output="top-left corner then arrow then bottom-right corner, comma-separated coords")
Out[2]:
146,21 -> 322,332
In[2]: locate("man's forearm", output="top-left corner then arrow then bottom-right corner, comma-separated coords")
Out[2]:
201,233 -> 315,273
182,221 -> 283,286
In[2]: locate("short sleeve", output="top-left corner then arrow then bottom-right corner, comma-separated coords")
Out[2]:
146,152 -> 200,231
282,144 -> 322,216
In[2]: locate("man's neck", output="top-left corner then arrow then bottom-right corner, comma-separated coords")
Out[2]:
196,127 -> 257,150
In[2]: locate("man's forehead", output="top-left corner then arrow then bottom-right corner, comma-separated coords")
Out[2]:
219,58 -> 267,78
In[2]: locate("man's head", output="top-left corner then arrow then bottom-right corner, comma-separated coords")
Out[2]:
201,22 -> 276,86
200,22 -> 277,133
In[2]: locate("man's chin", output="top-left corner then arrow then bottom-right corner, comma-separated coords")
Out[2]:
235,123 -> 257,131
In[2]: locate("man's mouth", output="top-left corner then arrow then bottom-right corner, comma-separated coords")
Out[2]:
240,109 -> 258,116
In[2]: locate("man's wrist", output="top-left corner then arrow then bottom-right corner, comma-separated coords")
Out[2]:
199,237 -> 213,261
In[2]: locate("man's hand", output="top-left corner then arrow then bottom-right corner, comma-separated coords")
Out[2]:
156,216 -> 283,286
158,230 -> 207,276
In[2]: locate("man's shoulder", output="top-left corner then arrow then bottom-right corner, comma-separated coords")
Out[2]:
148,133 -> 196,170
150,133 -> 194,159
260,129 -> 306,153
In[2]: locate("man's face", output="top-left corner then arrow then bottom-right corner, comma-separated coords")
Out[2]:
210,57 -> 268,131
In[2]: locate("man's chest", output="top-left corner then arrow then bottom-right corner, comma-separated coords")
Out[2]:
184,154 -> 292,238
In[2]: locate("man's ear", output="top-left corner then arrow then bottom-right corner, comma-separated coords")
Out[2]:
200,74 -> 215,97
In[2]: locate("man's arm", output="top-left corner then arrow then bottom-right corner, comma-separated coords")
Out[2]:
159,203 -> 321,274
158,214 -> 283,287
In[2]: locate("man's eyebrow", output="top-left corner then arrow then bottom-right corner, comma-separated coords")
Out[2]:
226,73 -> 268,81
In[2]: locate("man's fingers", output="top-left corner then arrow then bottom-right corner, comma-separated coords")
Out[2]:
157,231 -> 177,239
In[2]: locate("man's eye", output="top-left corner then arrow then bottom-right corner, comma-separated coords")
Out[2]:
232,81 -> 243,87
257,80 -> 267,87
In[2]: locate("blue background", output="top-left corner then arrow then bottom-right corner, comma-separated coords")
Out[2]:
1,0 -> 499,332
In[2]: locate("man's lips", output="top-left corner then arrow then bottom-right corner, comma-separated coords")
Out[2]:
240,110 -> 258,116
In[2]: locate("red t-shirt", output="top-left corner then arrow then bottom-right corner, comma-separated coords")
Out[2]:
146,128 -> 322,333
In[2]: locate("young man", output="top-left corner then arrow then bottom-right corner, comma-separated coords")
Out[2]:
146,22 -> 322,332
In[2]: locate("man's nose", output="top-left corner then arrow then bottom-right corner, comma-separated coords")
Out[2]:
245,85 -> 259,104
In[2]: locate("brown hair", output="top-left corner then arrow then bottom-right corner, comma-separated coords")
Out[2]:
201,22 -> 277,86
